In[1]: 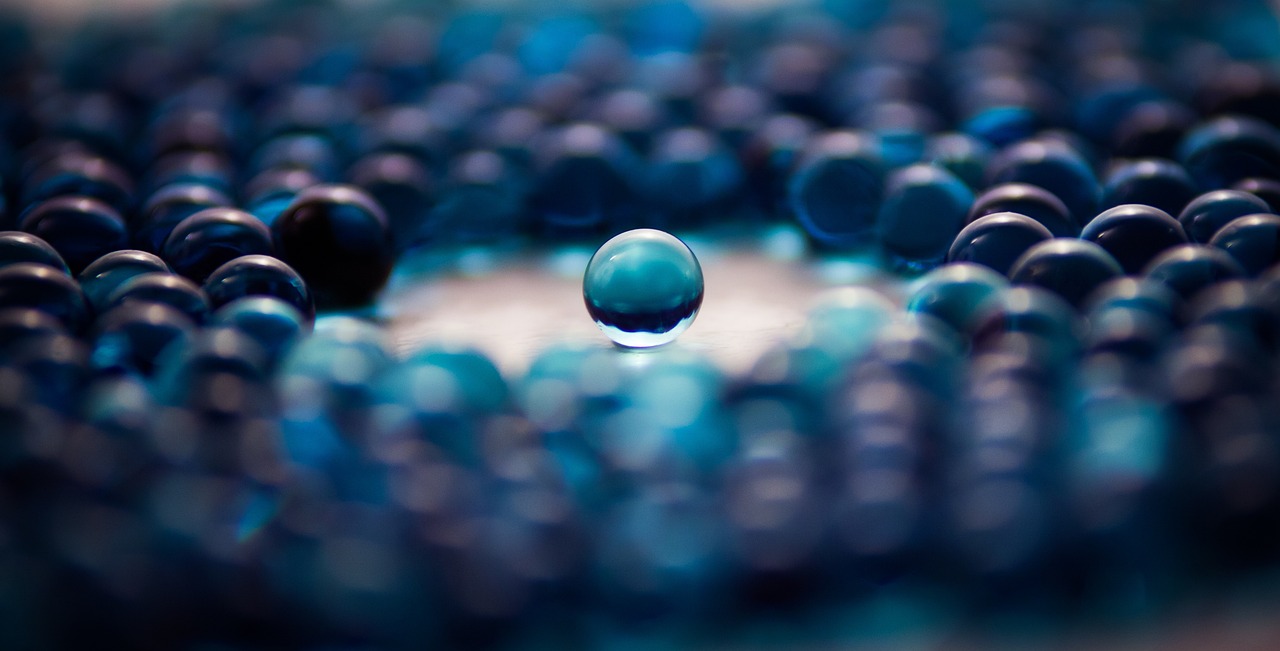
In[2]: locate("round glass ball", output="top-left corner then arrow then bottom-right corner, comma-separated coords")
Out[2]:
583,228 -> 704,348
161,207 -> 274,282
18,196 -> 127,274
1080,203 -> 1188,275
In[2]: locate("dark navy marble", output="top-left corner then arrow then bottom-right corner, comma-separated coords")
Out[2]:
244,167 -> 321,227
20,151 -> 134,215
143,150 -> 235,196
1232,177 -> 1280,212
530,123 -> 643,235
986,138 -> 1099,226
1143,244 -> 1246,301
1084,306 -> 1175,362
1009,239 -> 1125,309
1189,280 -> 1280,354
643,127 -> 742,228
948,211 -> 1053,277
788,131 -> 885,249
272,185 -> 394,308
0,308 -> 66,358
77,250 -> 171,313
18,196 -> 127,274
1081,204 -> 1188,275
968,182 -> 1078,237
209,296 -> 308,367
1208,213 -> 1280,277
203,254 -> 313,321
162,207 -> 274,282
133,182 -> 233,253
1099,158 -> 1198,217
1111,100 -> 1195,160
1178,116 -> 1280,190
877,164 -> 974,271
0,262 -> 90,331
348,151 -> 435,250
425,150 -> 524,245
153,326 -> 271,406
1084,278 -> 1181,325
10,332 -> 89,410
1177,189 -> 1271,244
972,287 -> 1082,362
106,271 -> 210,324
91,301 -> 195,376
0,231 -> 70,274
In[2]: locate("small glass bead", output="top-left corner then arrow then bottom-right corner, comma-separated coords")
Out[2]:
1081,204 -> 1188,275
162,207 -> 274,282
1177,189 -> 1271,244
0,262 -> 90,331
249,132 -> 342,181
133,182 -> 233,253
1189,280 -> 1280,354
0,231 -> 70,274
1084,306 -> 1174,362
209,296 -> 308,367
948,211 -> 1053,277
143,150 -> 235,196
968,182 -> 1077,237
986,138 -> 1099,227
18,196 -> 127,274
877,164 -> 974,271
1099,158 -> 1197,217
583,228 -> 703,348
78,250 -> 171,313
905,262 -> 1008,337
1143,244 -> 1246,302
106,271 -> 210,324
642,127 -> 742,227
1009,239 -> 1124,309
787,130 -> 885,249
1208,214 -> 1280,276
91,301 -> 195,376
12,332 -> 89,410
972,286 -> 1082,361
203,254 -> 314,321
272,184 -> 394,308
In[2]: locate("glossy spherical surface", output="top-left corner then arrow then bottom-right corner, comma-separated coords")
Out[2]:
106,272 -> 210,323
0,262 -> 90,331
18,196 -> 127,273
583,228 -> 703,348
162,207 -> 274,281
0,231 -> 70,274
986,139 -> 1099,226
531,123 -> 641,234
77,250 -> 171,312
1178,116 -> 1280,190
1081,204 -> 1188,274
1209,214 -> 1280,276
1177,189 -> 1271,244
948,212 -> 1054,277
788,131 -> 885,249
209,296 -> 309,366
968,182 -> 1077,237
1009,239 -> 1125,309
1099,158 -> 1197,217
877,164 -> 975,270
203,254 -> 314,320
1143,244 -> 1247,301
92,301 -> 196,376
133,182 -> 233,253
906,263 -> 1008,337
272,185 -> 395,308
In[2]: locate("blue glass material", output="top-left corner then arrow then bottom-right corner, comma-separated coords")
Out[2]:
531,123 -> 642,235
0,262 -> 89,331
1084,278 -> 1181,325
425,150 -> 523,245
152,327 -> 271,406
162,207 -> 274,282
349,151 -> 435,250
1178,116 -> 1280,190
1232,177 -> 1280,212
21,150 -> 134,214
1099,158 -> 1198,217
272,185 -> 394,308
18,196 -> 126,274
877,164 -> 974,270
209,296 -> 308,368
742,114 -> 815,218
788,131 -> 884,249
1111,99 -> 1194,159
1177,189 -> 1271,244
1189,280 -> 1280,354
91,301 -> 195,376
796,287 -> 895,363
11,332 -> 88,410
972,286 -> 1082,362
203,254 -> 314,321
926,132 -> 991,189
906,262 -> 1008,338
133,182 -> 233,253
643,128 -> 742,227
106,271 -> 210,324
1009,239 -> 1125,309
986,138 -> 1100,227
0,308 -> 65,358
855,313 -> 963,396
1209,214 -> 1280,276
77,249 -> 170,313
0,231 -> 70,274
143,150 -> 235,196
1081,204 -> 1189,275
244,167 -> 321,227
1143,244 -> 1246,301
583,228 -> 703,348
968,182 -> 1077,237
1084,306 -> 1175,361
948,211 -> 1053,277
962,105 -> 1040,148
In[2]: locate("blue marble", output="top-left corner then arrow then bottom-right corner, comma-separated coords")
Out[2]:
10,332 -> 89,410
968,182 -> 1078,237
21,150 -> 134,214
0,262 -> 89,331
742,114 -> 816,217
0,308 -> 65,357
531,123 -> 643,235
906,262 -> 1008,337
1178,116 -> 1280,190
1081,204 -> 1188,275
18,196 -> 127,274
1177,189 -> 1271,244
797,287 -> 895,363
788,131 -> 885,249
855,313 -> 964,396
1084,278 -> 1181,325
209,296 -> 308,368
962,105 -> 1040,148
1111,99 -> 1194,159
986,138 -> 1100,227
91,301 -> 195,376
1084,306 -> 1175,362
972,287 -> 1082,365
143,150 -> 235,196
162,207 -> 274,282
1143,244 -> 1246,301
1232,177 -> 1280,213
877,164 -> 974,270
1208,213 -> 1280,276
926,132 -> 991,190
77,249 -> 171,313
133,182 -> 233,253
583,228 -> 703,348
424,150 -> 523,245
1009,239 -> 1125,309
152,327 -> 271,407
948,211 -> 1053,277
1099,158 -> 1198,217
0,231 -> 70,274
244,167 -> 321,227
203,254 -> 314,321
349,151 -> 435,250
643,127 -> 743,227
106,271 -> 210,323
1189,280 -> 1280,354
272,185 -> 394,308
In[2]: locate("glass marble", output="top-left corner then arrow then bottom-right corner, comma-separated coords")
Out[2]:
1084,278 -> 1181,325
0,231 -> 70,274
1142,244 -> 1246,301
877,164 -> 974,270
424,150 -> 524,245
20,150 -> 134,215
787,131 -> 885,249
161,207 -> 274,282
0,308 -> 65,358
1081,204 -> 1188,275
0,262 -> 90,331
1009,239 -> 1125,309
11,332 -> 89,410
1178,115 -> 1280,190
348,151 -> 435,250
18,196 -> 127,274
250,126 -> 343,183
1084,306 -> 1175,362
986,138 -> 1099,226
947,211 -> 1053,277
642,127 -> 742,227
1099,158 -> 1197,217
243,167 -> 321,227
209,296 -> 308,367
106,271 -> 210,324
77,249 -> 171,313
926,132 -> 991,190
531,123 -> 643,235
1208,214 -> 1280,276
1233,177 -> 1280,212
203,254 -> 314,321
968,182 -> 1078,237
152,327 -> 271,407
1177,189 -> 1271,244
1111,100 -> 1194,159
583,228 -> 703,348
962,105 -> 1041,148
905,262 -> 1008,337
143,150 -> 235,196
1189,280 -> 1280,354
271,185 -> 393,308
91,301 -> 195,376
971,287 -> 1082,363
133,182 -> 233,253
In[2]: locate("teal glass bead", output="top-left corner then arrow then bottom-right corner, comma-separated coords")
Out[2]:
1009,239 -> 1124,309
906,262 -> 1008,338
1208,213 -> 1280,276
583,229 -> 703,348
948,212 -> 1054,277
877,164 -> 975,271
1177,189 -> 1271,244
209,296 -> 308,368
77,250 -> 171,313
1143,244 -> 1246,301
787,130 -> 885,249
1081,204 -> 1188,275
